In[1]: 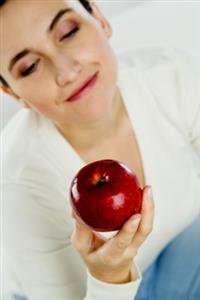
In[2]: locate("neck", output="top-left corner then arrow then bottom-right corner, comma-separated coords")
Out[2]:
55,87 -> 127,152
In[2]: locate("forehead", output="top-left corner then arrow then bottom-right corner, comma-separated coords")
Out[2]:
0,0 -> 89,72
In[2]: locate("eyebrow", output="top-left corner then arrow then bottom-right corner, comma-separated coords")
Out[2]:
8,8 -> 74,72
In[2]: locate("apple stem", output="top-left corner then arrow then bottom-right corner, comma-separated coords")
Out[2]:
91,173 -> 109,186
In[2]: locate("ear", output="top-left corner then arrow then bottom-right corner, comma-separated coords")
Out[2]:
89,1 -> 113,38
0,83 -> 14,96
0,83 -> 30,109
0,82 -> 19,99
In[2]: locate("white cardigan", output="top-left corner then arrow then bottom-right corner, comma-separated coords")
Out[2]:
1,46 -> 200,300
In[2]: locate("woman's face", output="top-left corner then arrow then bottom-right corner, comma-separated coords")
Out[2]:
0,0 -> 118,127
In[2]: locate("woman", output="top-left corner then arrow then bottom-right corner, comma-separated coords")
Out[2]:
1,1 -> 199,300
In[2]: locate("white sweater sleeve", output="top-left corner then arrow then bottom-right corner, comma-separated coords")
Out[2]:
3,183 -> 141,300
172,49 -> 200,182
143,47 -> 200,171
174,49 -> 200,158
143,47 -> 200,158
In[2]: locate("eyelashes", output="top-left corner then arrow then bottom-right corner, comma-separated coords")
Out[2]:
60,26 -> 80,41
20,27 -> 80,77
20,59 -> 39,77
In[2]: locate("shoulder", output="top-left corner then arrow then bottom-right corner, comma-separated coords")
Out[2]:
1,109 -> 40,181
117,45 -> 199,66
117,46 -> 200,144
1,109 -> 59,184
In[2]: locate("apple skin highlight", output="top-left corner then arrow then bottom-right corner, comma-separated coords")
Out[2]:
69,159 -> 143,232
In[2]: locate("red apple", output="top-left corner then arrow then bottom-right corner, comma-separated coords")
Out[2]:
69,159 -> 143,232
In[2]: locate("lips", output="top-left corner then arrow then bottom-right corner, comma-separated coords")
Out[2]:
67,72 -> 98,102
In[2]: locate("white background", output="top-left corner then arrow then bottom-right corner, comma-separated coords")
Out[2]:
1,0 -> 200,130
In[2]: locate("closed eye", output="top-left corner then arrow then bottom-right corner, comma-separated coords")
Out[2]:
20,27 -> 79,77
60,27 -> 79,41
20,59 -> 40,77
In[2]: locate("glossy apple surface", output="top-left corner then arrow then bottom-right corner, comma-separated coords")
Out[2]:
69,159 -> 143,232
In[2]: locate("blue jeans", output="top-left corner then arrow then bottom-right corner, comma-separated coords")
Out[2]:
12,215 -> 200,300
135,214 -> 200,300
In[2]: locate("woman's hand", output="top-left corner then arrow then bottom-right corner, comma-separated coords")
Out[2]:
70,185 -> 154,284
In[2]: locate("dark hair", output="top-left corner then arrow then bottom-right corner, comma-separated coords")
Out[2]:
0,0 -> 93,88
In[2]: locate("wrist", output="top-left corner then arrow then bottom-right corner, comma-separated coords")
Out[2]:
89,267 -> 132,284
89,261 -> 140,284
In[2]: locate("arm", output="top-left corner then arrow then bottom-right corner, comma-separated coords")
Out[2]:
143,47 -> 200,169
3,183 -> 87,300
174,49 -> 200,158
3,183 -> 154,300
71,186 -> 154,300
173,49 -> 200,183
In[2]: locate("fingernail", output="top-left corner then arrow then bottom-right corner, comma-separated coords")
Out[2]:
131,215 -> 141,228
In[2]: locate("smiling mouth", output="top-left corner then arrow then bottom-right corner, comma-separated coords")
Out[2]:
66,72 -> 99,102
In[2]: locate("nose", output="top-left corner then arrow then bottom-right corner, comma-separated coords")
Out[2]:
56,57 -> 82,86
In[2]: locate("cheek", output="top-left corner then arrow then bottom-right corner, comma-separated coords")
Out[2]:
96,40 -> 118,86
18,82 -> 57,111
81,34 -> 118,101
82,33 -> 117,76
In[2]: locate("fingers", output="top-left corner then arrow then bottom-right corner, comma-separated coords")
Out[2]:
70,210 -> 106,256
132,185 -> 154,248
101,214 -> 141,258
70,211 -> 94,255
71,185 -> 154,261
